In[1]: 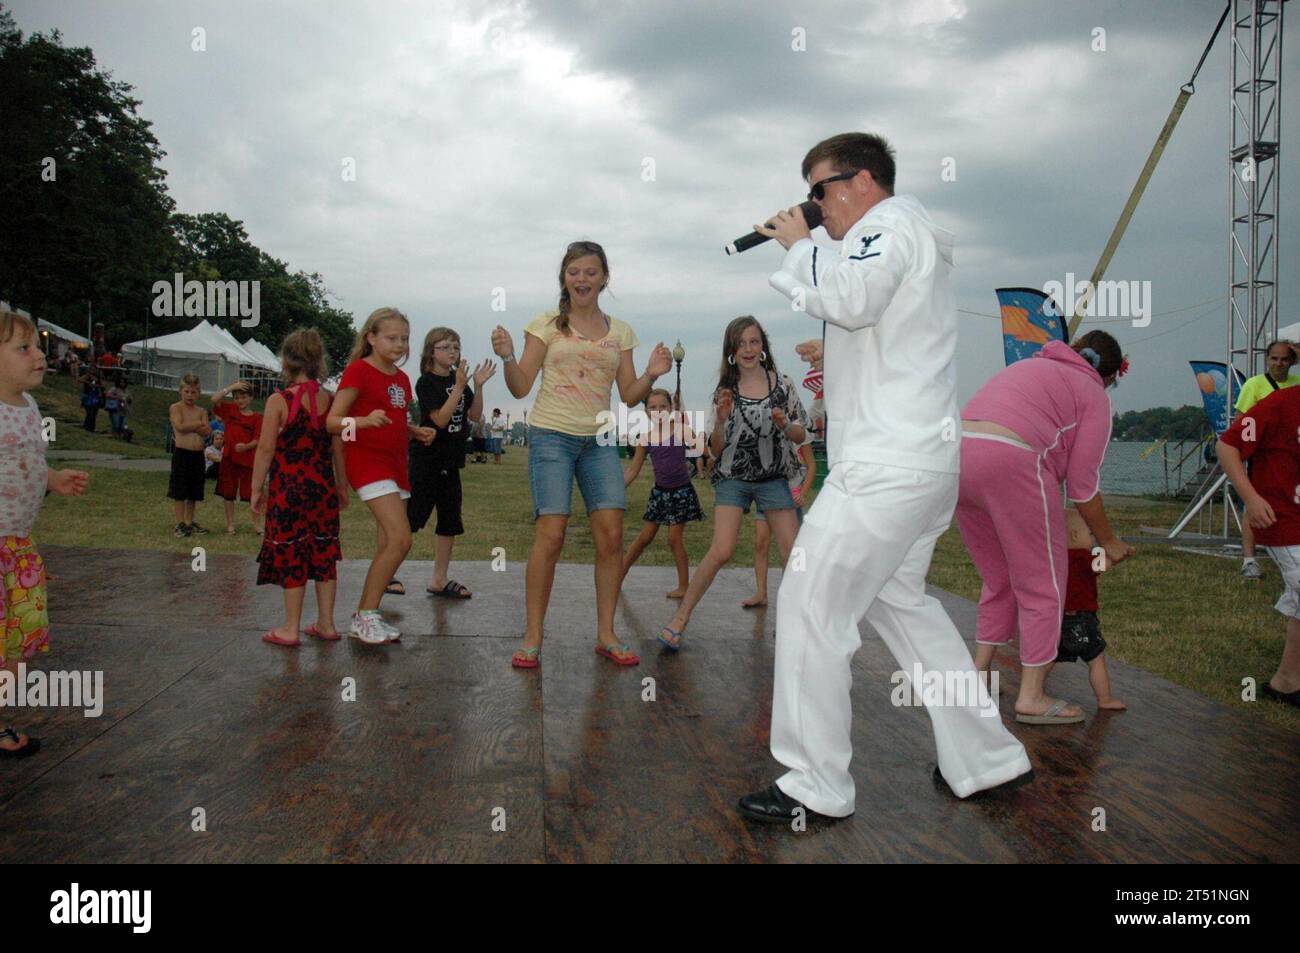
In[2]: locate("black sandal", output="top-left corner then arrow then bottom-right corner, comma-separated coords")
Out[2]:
0,726 -> 41,758
428,580 -> 472,599
385,579 -> 406,596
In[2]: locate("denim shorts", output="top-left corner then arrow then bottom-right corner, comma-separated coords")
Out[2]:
756,503 -> 804,525
713,477 -> 795,514
528,426 -> 627,519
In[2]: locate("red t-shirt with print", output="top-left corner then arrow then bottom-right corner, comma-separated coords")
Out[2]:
338,358 -> 412,491
214,402 -> 263,469
1220,386 -> 1300,547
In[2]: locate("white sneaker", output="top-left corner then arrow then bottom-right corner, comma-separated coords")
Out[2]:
349,611 -> 389,644
1242,560 -> 1263,580
374,615 -> 402,643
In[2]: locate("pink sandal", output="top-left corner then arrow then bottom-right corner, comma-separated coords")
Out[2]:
595,642 -> 640,666
261,630 -> 301,647
304,624 -> 341,642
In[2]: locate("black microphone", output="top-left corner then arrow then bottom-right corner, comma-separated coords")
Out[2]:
724,201 -> 823,255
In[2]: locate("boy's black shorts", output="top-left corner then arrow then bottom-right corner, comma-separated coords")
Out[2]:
1057,611 -> 1106,663
167,448 -> 206,502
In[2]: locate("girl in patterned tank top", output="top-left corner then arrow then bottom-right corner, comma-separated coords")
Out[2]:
621,389 -> 705,598
657,317 -> 812,651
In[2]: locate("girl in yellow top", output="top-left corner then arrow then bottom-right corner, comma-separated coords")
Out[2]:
1235,340 -> 1298,579
492,241 -> 672,668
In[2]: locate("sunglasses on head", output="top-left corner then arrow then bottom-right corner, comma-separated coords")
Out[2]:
807,170 -> 857,202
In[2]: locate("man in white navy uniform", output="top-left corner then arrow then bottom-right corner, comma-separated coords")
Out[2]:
738,133 -> 1033,824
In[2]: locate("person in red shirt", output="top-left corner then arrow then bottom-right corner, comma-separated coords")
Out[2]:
327,308 -> 435,644
1219,385 -> 1300,709
210,380 -> 264,534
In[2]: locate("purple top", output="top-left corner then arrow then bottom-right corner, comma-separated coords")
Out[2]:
961,340 -> 1112,503
649,441 -> 691,490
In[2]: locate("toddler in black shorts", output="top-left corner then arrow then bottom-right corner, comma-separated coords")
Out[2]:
1054,510 -> 1126,711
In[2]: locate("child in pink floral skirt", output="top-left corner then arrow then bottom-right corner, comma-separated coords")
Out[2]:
0,305 -> 89,757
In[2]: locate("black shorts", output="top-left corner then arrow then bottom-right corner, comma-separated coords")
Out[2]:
407,461 -> 464,536
1056,611 -> 1106,663
167,448 -> 207,502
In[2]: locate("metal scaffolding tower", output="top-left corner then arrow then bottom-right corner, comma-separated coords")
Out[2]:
1228,0 -> 1284,391
1170,0 -> 1286,540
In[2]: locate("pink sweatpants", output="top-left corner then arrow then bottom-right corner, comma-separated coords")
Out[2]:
955,433 -> 1067,667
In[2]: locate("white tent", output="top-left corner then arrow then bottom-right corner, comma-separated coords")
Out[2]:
1276,321 -> 1300,343
242,338 -> 282,373
37,318 -> 92,350
121,321 -> 275,392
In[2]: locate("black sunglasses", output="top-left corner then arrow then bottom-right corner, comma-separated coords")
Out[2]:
807,170 -> 857,202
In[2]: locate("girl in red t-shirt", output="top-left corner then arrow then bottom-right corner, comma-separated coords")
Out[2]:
327,308 -> 435,644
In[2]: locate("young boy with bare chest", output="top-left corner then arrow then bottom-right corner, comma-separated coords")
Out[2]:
168,374 -> 212,537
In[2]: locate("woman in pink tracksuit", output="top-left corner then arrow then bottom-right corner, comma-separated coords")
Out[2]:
957,331 -> 1135,725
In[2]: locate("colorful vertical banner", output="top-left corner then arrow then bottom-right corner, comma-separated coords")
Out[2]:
996,287 -> 1067,366
1189,361 -> 1246,435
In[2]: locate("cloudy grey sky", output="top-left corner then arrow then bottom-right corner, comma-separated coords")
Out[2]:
9,0 -> 1297,420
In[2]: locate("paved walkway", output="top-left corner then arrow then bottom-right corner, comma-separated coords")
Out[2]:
46,450 -> 171,471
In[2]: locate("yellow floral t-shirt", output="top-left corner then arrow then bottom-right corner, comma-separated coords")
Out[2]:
524,310 -> 639,436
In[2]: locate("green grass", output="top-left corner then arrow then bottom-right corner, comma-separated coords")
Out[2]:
27,385 -> 1299,735
32,373 -> 269,459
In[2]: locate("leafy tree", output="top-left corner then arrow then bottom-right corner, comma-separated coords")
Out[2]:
0,6 -> 176,335
1112,405 -> 1211,442
0,5 -> 354,371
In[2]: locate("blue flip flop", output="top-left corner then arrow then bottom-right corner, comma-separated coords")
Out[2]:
657,625 -> 684,652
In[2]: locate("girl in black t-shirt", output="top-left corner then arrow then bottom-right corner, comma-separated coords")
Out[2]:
393,327 -> 495,598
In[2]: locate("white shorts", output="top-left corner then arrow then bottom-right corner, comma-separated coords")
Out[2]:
356,479 -> 411,502
1267,545 -> 1300,619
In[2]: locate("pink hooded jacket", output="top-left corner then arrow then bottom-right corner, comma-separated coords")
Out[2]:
961,341 -> 1112,502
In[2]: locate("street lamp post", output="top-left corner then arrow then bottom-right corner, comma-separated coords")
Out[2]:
672,339 -> 685,407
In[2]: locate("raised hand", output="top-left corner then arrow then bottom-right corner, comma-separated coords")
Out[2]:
491,325 -> 515,359
647,342 -> 673,379
753,205 -> 812,250
473,359 -> 497,388
795,339 -> 823,366
715,388 -> 734,421
455,360 -> 469,388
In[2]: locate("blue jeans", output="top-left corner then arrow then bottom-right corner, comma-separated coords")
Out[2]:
713,477 -> 795,514
528,426 -> 626,519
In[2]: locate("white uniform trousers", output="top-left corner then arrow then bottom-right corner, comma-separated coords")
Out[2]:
772,461 -> 1032,815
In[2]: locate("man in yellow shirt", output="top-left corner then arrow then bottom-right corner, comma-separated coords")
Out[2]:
1234,340 -> 1299,579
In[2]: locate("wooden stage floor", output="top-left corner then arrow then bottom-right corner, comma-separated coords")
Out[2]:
2,546 -> 1295,863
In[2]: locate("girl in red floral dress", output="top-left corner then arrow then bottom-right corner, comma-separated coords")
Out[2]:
251,329 -> 348,646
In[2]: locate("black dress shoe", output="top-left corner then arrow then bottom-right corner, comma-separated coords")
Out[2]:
1261,682 -> 1300,709
931,764 -> 1035,799
737,783 -> 842,824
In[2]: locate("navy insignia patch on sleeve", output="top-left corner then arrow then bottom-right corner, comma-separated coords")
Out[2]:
849,232 -> 884,260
